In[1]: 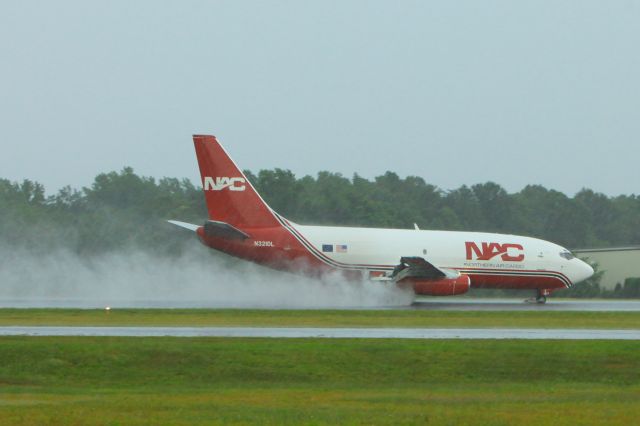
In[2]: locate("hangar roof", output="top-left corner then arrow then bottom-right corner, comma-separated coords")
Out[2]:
574,247 -> 640,253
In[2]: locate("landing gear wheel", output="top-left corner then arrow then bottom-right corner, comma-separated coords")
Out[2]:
534,289 -> 550,304
526,290 -> 550,304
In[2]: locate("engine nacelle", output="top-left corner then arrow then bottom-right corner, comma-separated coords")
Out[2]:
402,274 -> 470,296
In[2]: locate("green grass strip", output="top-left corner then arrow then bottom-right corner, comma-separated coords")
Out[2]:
0,337 -> 639,425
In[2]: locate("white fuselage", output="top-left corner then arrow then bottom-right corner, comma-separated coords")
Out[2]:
295,224 -> 594,286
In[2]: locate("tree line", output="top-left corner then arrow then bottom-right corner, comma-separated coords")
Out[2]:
1,167 -> 639,297
2,167 -> 639,253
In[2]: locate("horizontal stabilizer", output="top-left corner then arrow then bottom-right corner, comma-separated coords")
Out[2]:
167,220 -> 199,232
204,220 -> 250,240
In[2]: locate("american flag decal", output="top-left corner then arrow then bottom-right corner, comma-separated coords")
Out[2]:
336,244 -> 348,253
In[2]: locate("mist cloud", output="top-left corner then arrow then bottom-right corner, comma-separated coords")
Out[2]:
0,244 -> 413,308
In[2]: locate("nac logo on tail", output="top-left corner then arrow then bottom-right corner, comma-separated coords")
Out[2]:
465,242 -> 525,262
203,177 -> 246,191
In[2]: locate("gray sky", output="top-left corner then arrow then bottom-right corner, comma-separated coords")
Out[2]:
1,1 -> 638,196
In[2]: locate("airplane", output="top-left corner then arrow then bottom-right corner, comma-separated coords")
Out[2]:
169,135 -> 594,304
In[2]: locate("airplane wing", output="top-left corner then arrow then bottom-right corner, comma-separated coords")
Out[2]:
391,256 -> 449,282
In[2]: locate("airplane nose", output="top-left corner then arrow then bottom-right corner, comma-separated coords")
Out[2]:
573,259 -> 594,284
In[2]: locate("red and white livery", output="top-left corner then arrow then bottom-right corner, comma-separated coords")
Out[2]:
169,135 -> 594,303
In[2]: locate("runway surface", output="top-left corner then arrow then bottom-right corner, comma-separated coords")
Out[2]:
1,298 -> 640,311
1,326 -> 639,340
412,298 -> 640,311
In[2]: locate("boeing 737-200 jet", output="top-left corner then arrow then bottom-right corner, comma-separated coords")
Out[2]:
169,135 -> 594,303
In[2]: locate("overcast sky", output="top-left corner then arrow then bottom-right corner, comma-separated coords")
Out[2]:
1,1 -> 638,196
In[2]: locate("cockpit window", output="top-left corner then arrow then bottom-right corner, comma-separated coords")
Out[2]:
559,251 -> 575,260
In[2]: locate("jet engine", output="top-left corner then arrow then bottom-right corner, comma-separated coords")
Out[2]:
391,257 -> 471,296
402,274 -> 471,296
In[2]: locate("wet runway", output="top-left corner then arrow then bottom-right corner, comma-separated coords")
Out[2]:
411,298 -> 640,311
1,298 -> 639,311
1,326 -> 638,340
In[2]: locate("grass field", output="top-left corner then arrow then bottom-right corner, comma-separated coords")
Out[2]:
1,308 -> 640,328
0,337 -> 639,425
1,309 -> 638,424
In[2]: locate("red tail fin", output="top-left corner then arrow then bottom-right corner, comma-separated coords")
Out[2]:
193,135 -> 280,229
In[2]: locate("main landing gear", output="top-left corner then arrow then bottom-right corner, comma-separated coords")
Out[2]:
525,289 -> 552,304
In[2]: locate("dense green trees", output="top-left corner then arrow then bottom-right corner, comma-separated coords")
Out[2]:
2,168 -> 639,297
249,170 -> 640,251
2,168 -> 639,256
0,169 -> 205,256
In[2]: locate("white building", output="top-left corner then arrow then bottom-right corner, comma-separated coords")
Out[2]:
573,247 -> 640,290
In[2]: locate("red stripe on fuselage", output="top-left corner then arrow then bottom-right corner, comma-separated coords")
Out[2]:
466,273 -> 568,290
196,225 -> 363,280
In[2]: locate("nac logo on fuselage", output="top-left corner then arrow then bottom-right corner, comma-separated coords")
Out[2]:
465,242 -> 525,262
203,176 -> 246,191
